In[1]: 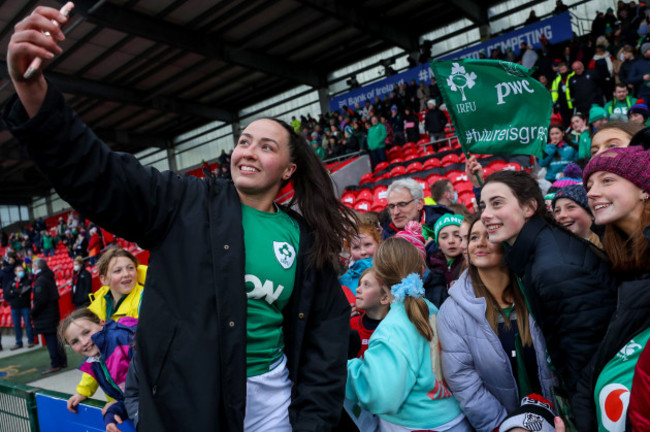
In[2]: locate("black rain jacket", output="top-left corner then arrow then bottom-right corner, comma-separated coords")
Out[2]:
3,85 -> 350,432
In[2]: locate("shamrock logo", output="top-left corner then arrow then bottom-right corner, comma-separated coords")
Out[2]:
273,241 -> 296,269
446,62 -> 477,102
279,244 -> 292,258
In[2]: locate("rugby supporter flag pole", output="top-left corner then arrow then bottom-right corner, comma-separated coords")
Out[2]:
430,59 -> 552,183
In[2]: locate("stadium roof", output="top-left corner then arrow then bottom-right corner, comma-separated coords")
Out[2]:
0,0 -> 507,205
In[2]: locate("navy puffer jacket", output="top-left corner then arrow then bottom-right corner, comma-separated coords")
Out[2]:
503,217 -> 617,399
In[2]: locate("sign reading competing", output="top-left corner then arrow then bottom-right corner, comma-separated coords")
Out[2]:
438,12 -> 572,61
328,13 -> 571,113
430,59 -> 552,158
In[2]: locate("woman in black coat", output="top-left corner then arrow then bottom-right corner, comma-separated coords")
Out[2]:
5,7 -> 357,431
31,258 -> 67,374
71,256 -> 92,309
572,146 -> 650,431
479,170 -> 617,421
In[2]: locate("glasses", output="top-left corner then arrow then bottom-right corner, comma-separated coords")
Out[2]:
387,199 -> 415,211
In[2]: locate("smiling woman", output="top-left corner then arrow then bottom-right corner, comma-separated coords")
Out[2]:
479,170 -> 617,423
3,5 -> 356,431
437,218 -> 557,432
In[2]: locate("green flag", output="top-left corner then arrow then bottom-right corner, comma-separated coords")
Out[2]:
430,59 -> 552,158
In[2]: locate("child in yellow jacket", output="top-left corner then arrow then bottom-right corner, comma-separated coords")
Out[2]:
65,248 -> 146,413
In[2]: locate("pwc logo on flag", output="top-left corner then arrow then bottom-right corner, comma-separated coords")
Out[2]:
598,383 -> 630,432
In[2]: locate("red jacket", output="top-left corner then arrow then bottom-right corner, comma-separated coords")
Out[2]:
87,233 -> 102,256
630,342 -> 650,431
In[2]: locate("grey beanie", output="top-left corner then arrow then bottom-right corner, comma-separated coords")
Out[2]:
642,42 -> 650,55
552,184 -> 590,214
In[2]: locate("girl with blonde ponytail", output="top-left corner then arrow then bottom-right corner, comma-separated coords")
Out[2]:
345,237 -> 470,432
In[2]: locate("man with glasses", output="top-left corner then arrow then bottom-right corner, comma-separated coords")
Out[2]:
383,179 -> 453,246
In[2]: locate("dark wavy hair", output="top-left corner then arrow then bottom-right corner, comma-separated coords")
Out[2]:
264,118 -> 358,269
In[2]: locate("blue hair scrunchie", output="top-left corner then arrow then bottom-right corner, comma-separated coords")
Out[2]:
391,273 -> 424,303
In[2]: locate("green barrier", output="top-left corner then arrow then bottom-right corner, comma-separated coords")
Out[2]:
0,382 -> 39,432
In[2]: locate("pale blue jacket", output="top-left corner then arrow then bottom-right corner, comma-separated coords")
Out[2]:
437,271 -> 558,432
339,258 -> 373,294
346,299 -> 464,429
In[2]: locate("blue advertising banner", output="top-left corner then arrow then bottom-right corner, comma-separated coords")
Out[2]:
438,12 -> 573,60
329,64 -> 434,112
329,12 -> 572,113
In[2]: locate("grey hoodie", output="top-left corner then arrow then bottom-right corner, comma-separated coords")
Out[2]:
437,271 -> 558,432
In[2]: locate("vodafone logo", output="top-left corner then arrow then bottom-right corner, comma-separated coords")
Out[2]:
598,383 -> 630,432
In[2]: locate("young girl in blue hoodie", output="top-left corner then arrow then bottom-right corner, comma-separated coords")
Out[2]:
346,237 -> 470,431
340,222 -> 382,294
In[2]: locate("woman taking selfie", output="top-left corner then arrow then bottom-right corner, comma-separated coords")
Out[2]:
3,5 -> 357,430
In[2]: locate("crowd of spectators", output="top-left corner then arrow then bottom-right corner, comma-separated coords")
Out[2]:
2,2 -> 650,431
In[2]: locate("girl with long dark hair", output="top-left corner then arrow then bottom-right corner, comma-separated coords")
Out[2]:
4,6 -> 357,430
479,170 -> 617,419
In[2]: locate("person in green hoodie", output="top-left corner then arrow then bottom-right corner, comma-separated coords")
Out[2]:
367,116 -> 387,169
311,140 -> 325,160
604,83 -> 637,121
42,231 -> 54,257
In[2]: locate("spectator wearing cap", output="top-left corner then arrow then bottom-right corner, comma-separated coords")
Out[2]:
588,104 -> 608,131
428,214 -> 464,288
550,163 -> 583,190
628,99 -> 650,125
552,185 -> 602,247
573,146 -> 650,430
424,100 -> 447,144
627,42 -> 650,102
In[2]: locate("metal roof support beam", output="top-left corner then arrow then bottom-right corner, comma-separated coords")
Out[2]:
440,0 -> 489,26
94,129 -> 170,150
297,0 -> 419,52
0,61 -> 234,122
57,0 -> 321,87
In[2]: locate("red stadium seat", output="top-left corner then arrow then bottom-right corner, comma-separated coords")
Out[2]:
438,146 -> 453,153
456,181 -> 474,195
404,154 -> 418,162
371,203 -> 386,213
357,188 -> 373,203
423,158 -> 441,170
402,142 -> 416,152
413,177 -> 428,192
373,185 -> 388,202
416,138 -> 430,146
390,157 -> 404,164
359,172 -> 374,184
450,173 -> 468,185
503,162 -> 522,171
445,169 -> 463,182
441,153 -> 460,166
354,200 -> 372,212
406,162 -> 423,174
374,161 -> 389,172
487,160 -> 507,172
341,191 -> 356,206
390,166 -> 406,177
426,173 -> 444,186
